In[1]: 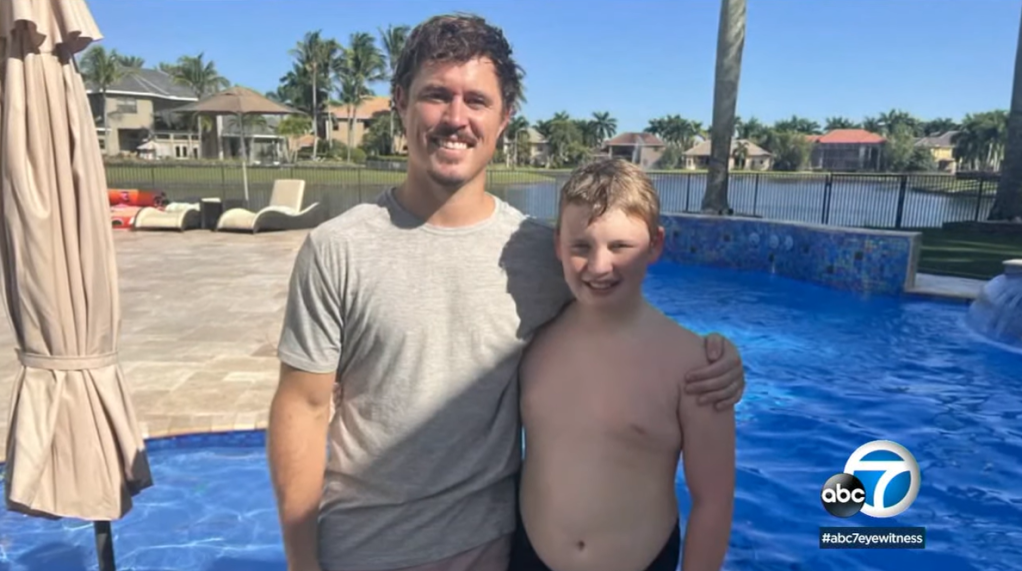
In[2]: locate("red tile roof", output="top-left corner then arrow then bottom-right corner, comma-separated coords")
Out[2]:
816,129 -> 886,144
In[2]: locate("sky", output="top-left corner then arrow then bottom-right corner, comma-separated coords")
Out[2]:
86,0 -> 1022,134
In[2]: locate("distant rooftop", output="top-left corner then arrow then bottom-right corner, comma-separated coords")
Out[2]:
915,131 -> 959,148
816,129 -> 886,144
329,96 -> 391,120
683,138 -> 771,157
603,132 -> 665,147
84,68 -> 198,101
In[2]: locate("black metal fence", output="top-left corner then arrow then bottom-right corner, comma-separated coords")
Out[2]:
104,162 -> 999,230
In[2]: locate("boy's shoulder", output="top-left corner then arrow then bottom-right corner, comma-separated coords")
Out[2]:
643,306 -> 710,372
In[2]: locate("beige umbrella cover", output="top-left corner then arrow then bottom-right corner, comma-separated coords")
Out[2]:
174,85 -> 301,116
1,0 -> 153,521
175,86 -> 302,204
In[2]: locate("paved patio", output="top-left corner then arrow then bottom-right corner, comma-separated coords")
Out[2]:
0,228 -> 310,462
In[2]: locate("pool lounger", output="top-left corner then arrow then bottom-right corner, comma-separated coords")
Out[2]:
215,179 -> 319,234
132,202 -> 202,231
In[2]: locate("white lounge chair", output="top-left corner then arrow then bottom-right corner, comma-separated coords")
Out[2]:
132,202 -> 202,231
215,179 -> 319,233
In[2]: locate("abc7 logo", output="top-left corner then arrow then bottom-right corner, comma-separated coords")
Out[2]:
820,440 -> 921,518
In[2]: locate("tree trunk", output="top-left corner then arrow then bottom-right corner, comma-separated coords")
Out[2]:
702,0 -> 746,215
993,15 -> 1021,221
312,69 -> 319,160
217,116 -> 224,160
992,9 -> 1022,221
504,132 -> 510,167
389,108 -> 396,156
195,114 -> 202,159
102,92 -> 110,155
347,105 -> 355,162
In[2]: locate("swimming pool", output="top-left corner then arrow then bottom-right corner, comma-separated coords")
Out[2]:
2,261 -> 1020,571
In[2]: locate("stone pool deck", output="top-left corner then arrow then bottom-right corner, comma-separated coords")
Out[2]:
909,273 -> 986,301
0,229 -> 310,463
0,229 -> 990,462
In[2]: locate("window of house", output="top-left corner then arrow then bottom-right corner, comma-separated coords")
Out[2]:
116,98 -> 138,114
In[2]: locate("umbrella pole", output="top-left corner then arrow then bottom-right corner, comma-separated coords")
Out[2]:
94,521 -> 116,571
238,112 -> 249,206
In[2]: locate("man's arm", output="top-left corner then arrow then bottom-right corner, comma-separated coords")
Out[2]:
686,333 -> 745,410
268,364 -> 335,571
269,232 -> 346,571
678,368 -> 736,571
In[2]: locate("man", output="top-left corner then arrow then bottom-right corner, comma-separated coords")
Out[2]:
267,13 -> 746,571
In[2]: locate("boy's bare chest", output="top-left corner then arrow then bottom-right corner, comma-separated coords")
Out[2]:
521,338 -> 681,447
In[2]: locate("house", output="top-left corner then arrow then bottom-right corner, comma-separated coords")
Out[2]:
809,129 -> 886,171
84,68 -> 204,159
517,127 -> 550,166
681,138 -> 772,171
327,96 -> 404,153
914,131 -> 958,173
601,132 -> 666,168
218,115 -> 289,164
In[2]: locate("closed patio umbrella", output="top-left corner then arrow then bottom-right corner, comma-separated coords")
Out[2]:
1,1 -> 153,570
174,86 -> 302,205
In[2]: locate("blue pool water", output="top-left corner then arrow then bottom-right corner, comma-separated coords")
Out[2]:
2,261 -> 1021,571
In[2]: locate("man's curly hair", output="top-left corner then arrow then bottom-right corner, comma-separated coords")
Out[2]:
391,13 -> 525,115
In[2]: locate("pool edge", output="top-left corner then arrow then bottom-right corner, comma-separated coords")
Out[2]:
0,422 -> 270,466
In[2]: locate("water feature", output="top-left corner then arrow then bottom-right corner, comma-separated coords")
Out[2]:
966,259 -> 1022,350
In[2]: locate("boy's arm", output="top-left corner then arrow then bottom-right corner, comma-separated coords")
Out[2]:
678,357 -> 736,571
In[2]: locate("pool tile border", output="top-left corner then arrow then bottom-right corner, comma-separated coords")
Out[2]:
659,213 -> 922,295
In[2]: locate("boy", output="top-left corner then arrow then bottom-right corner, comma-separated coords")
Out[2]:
512,159 -> 736,571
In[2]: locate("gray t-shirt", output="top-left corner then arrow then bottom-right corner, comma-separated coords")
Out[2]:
277,188 -> 572,571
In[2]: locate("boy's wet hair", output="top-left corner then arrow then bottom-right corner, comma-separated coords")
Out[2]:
392,13 -> 525,115
557,158 -> 661,239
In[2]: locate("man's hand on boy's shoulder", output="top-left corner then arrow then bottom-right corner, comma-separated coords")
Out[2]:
684,333 -> 745,410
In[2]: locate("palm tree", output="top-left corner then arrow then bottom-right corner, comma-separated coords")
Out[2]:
703,0 -> 746,214
506,115 -> 529,166
276,115 -> 313,163
990,8 -> 1022,221
334,32 -> 387,162
953,111 -> 1007,172
379,24 -> 410,155
79,46 -> 136,153
773,115 -> 821,135
878,108 -> 920,137
732,140 -> 749,170
591,111 -> 617,147
116,55 -> 145,70
861,116 -> 884,134
736,116 -> 768,144
289,31 -> 342,160
825,116 -> 858,131
165,53 -> 230,158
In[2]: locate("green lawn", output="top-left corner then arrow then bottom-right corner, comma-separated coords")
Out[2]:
104,163 -> 557,187
906,227 -> 1022,279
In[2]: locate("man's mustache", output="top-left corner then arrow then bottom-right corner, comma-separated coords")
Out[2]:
428,125 -> 477,145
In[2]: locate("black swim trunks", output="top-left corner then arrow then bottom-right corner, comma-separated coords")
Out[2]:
508,509 -> 681,571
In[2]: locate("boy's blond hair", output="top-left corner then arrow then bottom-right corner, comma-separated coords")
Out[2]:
557,158 -> 661,239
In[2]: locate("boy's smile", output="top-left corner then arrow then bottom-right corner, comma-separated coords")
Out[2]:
556,203 -> 665,309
